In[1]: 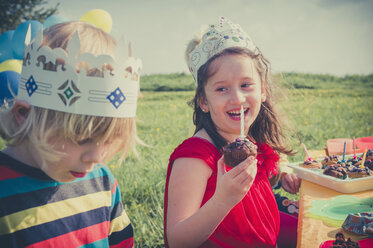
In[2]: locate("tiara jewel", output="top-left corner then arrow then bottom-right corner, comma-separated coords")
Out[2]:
17,26 -> 142,117
187,17 -> 259,84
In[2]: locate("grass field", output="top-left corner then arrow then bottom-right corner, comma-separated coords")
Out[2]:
1,73 -> 372,247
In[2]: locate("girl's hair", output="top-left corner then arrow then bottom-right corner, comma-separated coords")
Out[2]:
0,21 -> 138,162
186,38 -> 294,155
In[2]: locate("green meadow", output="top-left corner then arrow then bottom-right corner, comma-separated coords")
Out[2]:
1,73 -> 372,247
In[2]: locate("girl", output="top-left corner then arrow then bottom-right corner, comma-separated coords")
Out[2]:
164,17 -> 299,247
0,21 -> 141,247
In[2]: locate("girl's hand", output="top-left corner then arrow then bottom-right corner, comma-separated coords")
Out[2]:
213,155 -> 257,209
280,173 -> 301,194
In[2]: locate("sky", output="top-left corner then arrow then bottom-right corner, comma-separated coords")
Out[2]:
45,0 -> 373,76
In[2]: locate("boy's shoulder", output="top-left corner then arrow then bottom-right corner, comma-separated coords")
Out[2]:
91,164 -> 116,184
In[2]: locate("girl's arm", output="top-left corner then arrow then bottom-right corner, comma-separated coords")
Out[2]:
270,153 -> 301,194
166,155 -> 257,248
280,173 -> 301,194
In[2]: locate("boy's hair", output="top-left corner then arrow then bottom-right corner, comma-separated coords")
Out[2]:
186,37 -> 293,155
0,21 -> 137,162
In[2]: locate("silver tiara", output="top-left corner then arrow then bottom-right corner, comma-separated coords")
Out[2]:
187,17 -> 259,84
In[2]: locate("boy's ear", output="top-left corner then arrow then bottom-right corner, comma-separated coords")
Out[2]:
12,101 -> 31,125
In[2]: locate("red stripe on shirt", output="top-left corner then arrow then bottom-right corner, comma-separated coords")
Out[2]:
110,237 -> 134,248
25,221 -> 110,248
111,179 -> 118,194
0,165 -> 24,180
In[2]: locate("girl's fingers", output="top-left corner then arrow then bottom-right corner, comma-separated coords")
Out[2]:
230,156 -> 255,178
235,160 -> 257,185
287,179 -> 296,193
286,181 -> 296,194
289,174 -> 300,193
282,173 -> 301,194
217,156 -> 226,178
240,167 -> 257,188
295,177 -> 301,193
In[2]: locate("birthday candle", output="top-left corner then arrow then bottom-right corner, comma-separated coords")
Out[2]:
342,141 -> 346,162
302,143 -> 311,161
360,148 -> 367,169
240,105 -> 244,139
353,136 -> 356,159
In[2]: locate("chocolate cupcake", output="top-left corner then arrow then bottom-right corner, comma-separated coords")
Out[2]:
352,149 -> 373,168
223,138 -> 257,167
323,164 -> 347,179
365,159 -> 373,170
346,166 -> 372,179
321,155 -> 339,168
346,157 -> 359,166
331,231 -> 360,248
366,148 -> 373,160
299,159 -> 322,169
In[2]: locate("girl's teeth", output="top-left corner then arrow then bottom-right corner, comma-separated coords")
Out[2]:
228,109 -> 246,115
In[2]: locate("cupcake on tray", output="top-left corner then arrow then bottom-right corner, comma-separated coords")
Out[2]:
366,148 -> 373,160
346,156 -> 359,167
299,143 -> 322,169
350,148 -> 373,172
323,164 -> 347,179
321,155 -> 339,168
299,159 -> 322,169
346,166 -> 372,179
365,159 -> 373,170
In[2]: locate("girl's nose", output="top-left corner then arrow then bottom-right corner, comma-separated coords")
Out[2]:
230,88 -> 245,104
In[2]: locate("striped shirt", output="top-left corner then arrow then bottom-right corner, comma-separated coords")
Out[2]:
0,152 -> 134,248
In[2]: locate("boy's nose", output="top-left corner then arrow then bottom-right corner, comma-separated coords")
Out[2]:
81,144 -> 107,165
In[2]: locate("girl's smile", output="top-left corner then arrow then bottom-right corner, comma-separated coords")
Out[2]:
226,107 -> 249,121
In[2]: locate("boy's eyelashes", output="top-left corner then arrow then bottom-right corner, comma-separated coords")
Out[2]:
77,138 -> 94,145
76,138 -> 113,146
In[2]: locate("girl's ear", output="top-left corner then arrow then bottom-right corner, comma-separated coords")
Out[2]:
261,81 -> 267,102
261,93 -> 266,103
12,101 -> 31,125
198,96 -> 209,113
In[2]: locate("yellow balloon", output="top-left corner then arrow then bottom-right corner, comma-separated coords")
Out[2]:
80,9 -> 112,33
0,59 -> 22,73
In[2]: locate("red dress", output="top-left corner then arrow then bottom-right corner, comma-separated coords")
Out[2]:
164,137 -> 280,248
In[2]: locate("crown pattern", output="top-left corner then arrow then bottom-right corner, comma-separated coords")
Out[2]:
187,17 -> 259,84
17,26 -> 142,117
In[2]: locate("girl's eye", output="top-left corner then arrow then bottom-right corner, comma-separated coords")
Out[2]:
77,138 -> 93,145
216,87 -> 226,92
241,82 -> 252,88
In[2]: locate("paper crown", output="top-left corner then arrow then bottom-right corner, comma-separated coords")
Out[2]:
17,26 -> 142,118
187,17 -> 259,84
